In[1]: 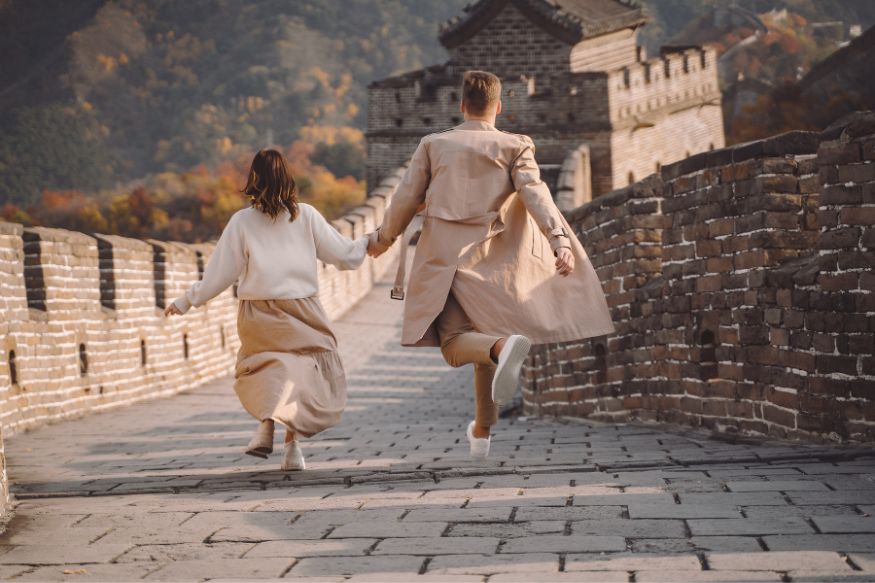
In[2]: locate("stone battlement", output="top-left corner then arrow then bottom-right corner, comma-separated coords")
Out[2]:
608,46 -> 720,126
523,112 -> 875,443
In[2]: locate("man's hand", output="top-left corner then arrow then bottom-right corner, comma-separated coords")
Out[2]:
164,303 -> 182,316
555,247 -> 574,277
366,231 -> 386,258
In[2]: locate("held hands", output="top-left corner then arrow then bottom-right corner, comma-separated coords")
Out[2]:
164,303 -> 182,317
555,247 -> 574,277
366,231 -> 387,258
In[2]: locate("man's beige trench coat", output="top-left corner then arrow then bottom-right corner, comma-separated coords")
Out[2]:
372,119 -> 615,348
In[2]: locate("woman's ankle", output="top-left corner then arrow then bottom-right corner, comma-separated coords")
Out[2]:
284,431 -> 296,444
472,423 -> 491,439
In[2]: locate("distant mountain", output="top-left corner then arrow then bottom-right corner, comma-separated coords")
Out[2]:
0,0 -> 871,207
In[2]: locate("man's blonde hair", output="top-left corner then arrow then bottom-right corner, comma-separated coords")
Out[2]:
462,70 -> 501,115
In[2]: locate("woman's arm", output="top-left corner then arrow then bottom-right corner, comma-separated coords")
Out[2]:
170,213 -> 246,314
312,208 -> 368,271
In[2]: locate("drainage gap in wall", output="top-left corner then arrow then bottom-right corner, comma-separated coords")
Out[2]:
79,343 -> 88,376
195,251 -> 205,281
22,231 -> 47,311
8,349 -> 18,385
592,341 -> 607,385
140,339 -> 147,367
152,244 -> 166,309
183,333 -> 189,360
97,237 -> 116,310
700,330 -> 718,381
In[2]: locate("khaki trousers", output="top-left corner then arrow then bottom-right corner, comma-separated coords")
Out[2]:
435,291 -> 500,427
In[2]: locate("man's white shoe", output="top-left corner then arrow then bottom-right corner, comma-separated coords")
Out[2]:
245,420 -> 274,459
467,421 -> 490,460
491,335 -> 532,405
281,441 -> 306,471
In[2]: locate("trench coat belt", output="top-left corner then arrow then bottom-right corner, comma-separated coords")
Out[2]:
390,210 -> 505,301
391,214 -> 425,300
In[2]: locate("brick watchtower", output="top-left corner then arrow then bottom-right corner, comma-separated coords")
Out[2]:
366,0 -> 726,208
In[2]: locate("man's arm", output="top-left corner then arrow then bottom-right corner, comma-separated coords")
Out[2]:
369,138 -> 430,256
511,135 -> 572,255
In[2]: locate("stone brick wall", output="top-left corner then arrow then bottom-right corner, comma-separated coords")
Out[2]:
0,166 -> 407,438
447,3 -> 573,78
522,113 -> 875,443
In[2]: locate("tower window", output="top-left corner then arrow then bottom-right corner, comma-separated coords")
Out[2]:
422,117 -> 432,126
593,342 -> 607,384
628,171 -> 635,185
700,330 -> 718,381
394,118 -> 403,128
195,251 -> 205,281
183,334 -> 190,360
140,339 -> 147,367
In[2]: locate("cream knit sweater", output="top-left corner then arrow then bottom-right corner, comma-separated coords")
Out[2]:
173,204 -> 367,314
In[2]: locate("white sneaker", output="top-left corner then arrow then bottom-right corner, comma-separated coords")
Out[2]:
245,420 -> 274,459
467,421 -> 490,460
281,441 -> 306,471
491,335 -> 532,405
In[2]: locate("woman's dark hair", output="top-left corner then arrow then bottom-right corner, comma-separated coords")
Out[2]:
242,149 -> 299,221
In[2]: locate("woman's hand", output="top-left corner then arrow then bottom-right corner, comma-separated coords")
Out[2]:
164,303 -> 182,317
555,247 -> 574,277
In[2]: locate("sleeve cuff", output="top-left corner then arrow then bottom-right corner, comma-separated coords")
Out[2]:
172,296 -> 192,314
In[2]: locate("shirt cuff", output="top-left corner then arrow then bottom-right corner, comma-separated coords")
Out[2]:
172,296 -> 192,314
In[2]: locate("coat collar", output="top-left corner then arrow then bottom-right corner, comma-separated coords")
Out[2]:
457,119 -> 496,131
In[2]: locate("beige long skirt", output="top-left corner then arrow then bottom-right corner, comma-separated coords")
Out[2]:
234,297 -> 346,438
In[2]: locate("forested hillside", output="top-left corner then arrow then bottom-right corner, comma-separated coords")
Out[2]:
0,0 -> 871,241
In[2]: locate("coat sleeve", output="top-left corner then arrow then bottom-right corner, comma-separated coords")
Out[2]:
312,208 -> 368,270
511,136 -> 572,254
172,213 -> 245,314
372,138 -> 430,252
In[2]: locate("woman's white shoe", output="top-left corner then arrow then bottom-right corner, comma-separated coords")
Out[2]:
281,441 -> 306,471
245,420 -> 275,459
491,335 -> 532,405
467,421 -> 491,460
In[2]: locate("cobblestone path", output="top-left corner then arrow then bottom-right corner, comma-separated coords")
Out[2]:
2,274 -> 875,582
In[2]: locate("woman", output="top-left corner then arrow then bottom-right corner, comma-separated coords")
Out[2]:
165,149 -> 367,471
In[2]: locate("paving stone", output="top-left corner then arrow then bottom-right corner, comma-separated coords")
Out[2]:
0,544 -> 132,565
143,557 -> 292,580
726,480 -> 830,492
627,504 -> 741,519
447,521 -> 564,538
762,534 -> 875,552
513,506 -> 624,521
742,505 -> 860,519
788,491 -> 875,505
428,552 -> 559,574
489,573 -> 628,583
347,575 -> 482,583
812,516 -> 875,533
566,552 -> 701,571
372,536 -> 499,555
500,535 -> 626,554
290,555 -> 424,577
679,493 -> 789,506
688,517 -> 814,536
848,553 -> 875,572
707,550 -> 853,571
571,519 -> 687,538
403,507 -> 512,523
635,571 -> 782,582
11,563 -> 155,581
328,521 -> 446,538
246,538 -> 377,558
116,541 -> 255,562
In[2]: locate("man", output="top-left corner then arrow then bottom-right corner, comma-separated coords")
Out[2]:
367,70 -> 614,459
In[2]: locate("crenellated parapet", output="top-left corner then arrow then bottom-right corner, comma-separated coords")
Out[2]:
607,46 -> 722,127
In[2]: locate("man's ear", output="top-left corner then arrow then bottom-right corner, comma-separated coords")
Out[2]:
495,100 -> 503,116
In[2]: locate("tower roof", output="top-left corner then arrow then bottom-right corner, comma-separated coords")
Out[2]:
439,0 -> 647,49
